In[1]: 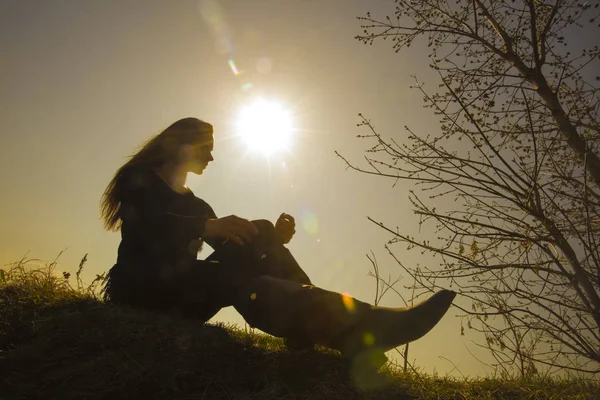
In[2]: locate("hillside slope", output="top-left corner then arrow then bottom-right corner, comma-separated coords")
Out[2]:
0,263 -> 597,400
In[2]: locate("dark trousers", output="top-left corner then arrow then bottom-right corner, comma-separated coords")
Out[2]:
104,219 -> 312,322
178,219 -> 312,321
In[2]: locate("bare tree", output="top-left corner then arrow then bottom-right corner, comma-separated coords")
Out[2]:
339,0 -> 600,375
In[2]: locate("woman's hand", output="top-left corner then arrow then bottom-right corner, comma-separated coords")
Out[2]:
204,215 -> 259,246
275,213 -> 296,244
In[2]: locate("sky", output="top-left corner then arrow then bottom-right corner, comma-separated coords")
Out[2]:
0,0 -> 487,376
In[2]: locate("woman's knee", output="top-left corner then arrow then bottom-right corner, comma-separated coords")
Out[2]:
250,219 -> 279,261
252,219 -> 276,237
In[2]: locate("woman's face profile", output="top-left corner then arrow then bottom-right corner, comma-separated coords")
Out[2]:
179,134 -> 214,175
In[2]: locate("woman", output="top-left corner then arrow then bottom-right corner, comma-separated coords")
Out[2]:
101,117 -> 456,360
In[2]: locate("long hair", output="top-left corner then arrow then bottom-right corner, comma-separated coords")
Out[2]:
100,117 -> 213,231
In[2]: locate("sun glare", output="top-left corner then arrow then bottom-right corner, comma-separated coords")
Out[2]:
237,99 -> 293,155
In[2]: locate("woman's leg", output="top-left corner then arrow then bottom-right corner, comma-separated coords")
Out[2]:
203,219 -> 312,285
234,276 -> 456,360
172,219 -> 456,364
201,220 -> 456,359
175,258 -> 241,321
245,219 -> 312,285
175,219 -> 311,321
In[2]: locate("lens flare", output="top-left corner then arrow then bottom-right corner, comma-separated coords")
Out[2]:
256,57 -> 273,74
362,332 -> 376,346
342,292 -> 356,313
197,0 -> 233,55
300,210 -> 319,235
228,59 -> 239,75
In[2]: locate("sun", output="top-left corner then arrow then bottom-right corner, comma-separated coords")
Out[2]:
237,99 -> 293,155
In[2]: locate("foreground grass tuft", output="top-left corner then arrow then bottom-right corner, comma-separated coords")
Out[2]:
0,257 -> 598,399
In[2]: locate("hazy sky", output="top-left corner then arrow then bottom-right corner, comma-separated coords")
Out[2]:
0,0 -> 485,376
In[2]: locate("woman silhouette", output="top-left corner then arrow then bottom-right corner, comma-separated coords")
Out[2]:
101,117 -> 456,360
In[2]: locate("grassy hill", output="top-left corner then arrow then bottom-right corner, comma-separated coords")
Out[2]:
0,259 -> 598,400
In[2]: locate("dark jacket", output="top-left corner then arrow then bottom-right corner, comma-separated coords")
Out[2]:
103,168 -> 218,309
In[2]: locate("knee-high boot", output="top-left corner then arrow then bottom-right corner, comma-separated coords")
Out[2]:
233,276 -> 456,359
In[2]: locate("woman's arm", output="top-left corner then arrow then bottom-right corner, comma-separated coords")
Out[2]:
119,170 -> 257,249
204,215 -> 259,246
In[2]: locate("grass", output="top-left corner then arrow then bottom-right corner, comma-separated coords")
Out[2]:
0,256 -> 598,400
